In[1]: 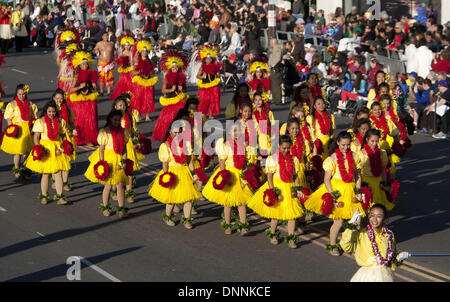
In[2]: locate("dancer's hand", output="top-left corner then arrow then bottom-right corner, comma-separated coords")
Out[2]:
397,252 -> 410,261
349,210 -> 362,225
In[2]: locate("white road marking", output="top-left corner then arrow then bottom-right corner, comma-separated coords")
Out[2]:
36,232 -> 45,237
0,206 -> 7,212
11,68 -> 29,75
75,256 -> 122,282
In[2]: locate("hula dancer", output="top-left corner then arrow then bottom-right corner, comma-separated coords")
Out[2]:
112,93 -> 143,203
369,101 -> 399,177
148,120 -> 201,229
303,131 -> 366,256
84,110 -> 130,218
110,35 -> 135,101
252,92 -> 274,157
246,135 -> 305,248
131,40 -> 158,122
339,204 -> 410,282
306,96 -> 335,160
350,118 -> 370,153
53,88 -> 77,191
358,129 -> 395,211
1,84 -> 38,179
69,51 -> 99,146
246,60 -> 271,109
152,50 -> 189,142
24,101 -> 71,205
55,30 -> 79,94
196,45 -> 221,119
202,103 -> 257,235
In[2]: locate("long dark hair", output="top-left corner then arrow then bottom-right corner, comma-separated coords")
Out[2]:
52,88 -> 67,104
39,100 -> 58,118
353,71 -> 364,91
292,83 -> 310,104
351,107 -> 370,128
362,128 -> 381,148
329,131 -> 353,155
183,96 -> 200,110
353,118 -> 371,134
112,94 -> 133,127
15,84 -> 27,96
232,83 -> 250,108
310,96 -> 330,134
104,110 -> 123,127
371,70 -> 386,92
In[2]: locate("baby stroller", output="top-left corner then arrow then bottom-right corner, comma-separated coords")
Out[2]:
220,54 -> 241,91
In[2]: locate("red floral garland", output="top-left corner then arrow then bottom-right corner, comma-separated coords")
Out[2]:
28,118 -> 36,129
193,168 -> 209,184
299,187 -> 311,204
167,135 -> 187,164
15,97 -> 30,121
314,139 -> 324,155
124,159 -> 134,176
392,141 -> 405,157
31,145 -> 46,161
227,138 -> 246,169
94,160 -> 110,181
278,151 -> 294,183
290,135 -> 304,161
263,188 -> 278,207
122,112 -> 131,131
370,115 -> 388,140
5,124 -> 19,137
61,139 -> 74,156
242,167 -> 262,192
108,125 -> 125,155
253,108 -> 271,134
321,193 -> 334,216
58,103 -> 69,125
136,134 -> 152,155
364,144 -> 382,177
45,115 -> 60,141
301,122 -> 311,142
335,149 -> 355,183
387,179 -> 400,202
212,169 -> 232,190
355,133 -> 364,146
360,186 -> 373,210
159,171 -> 176,188
314,110 -> 330,135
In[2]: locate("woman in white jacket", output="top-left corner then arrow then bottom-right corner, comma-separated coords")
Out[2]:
404,37 -> 417,74
222,24 -> 241,57
414,39 -> 434,79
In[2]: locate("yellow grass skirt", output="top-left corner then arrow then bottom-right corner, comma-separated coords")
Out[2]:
350,265 -> 394,282
84,149 -> 129,185
247,177 -> 304,220
148,165 -> 202,204
24,139 -> 71,174
362,175 -> 394,211
202,165 -> 253,207
303,179 -> 366,220
1,121 -> 33,155
126,138 -> 141,171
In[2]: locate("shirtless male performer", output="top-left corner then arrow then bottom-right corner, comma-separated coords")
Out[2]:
94,32 -> 115,96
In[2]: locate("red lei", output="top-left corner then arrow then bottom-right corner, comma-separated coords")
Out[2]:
277,151 -> 294,183
335,149 -> 355,183
228,138 -> 246,169
58,103 -> 69,125
370,115 -> 388,140
309,84 -> 322,99
44,115 -> 60,141
355,133 -> 364,146
364,144 -> 382,177
166,135 -> 187,164
108,125 -> 125,155
15,97 -> 30,121
290,135 -> 304,161
315,110 -> 330,135
253,108 -> 271,134
301,122 -> 311,142
122,112 -> 131,131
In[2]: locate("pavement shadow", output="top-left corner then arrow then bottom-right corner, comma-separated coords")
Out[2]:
4,246 -> 142,282
385,140 -> 450,243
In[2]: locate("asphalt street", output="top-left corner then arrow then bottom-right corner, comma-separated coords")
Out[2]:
0,48 -> 449,282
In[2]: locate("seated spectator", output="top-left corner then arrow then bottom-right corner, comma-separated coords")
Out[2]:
431,49 -> 450,74
411,78 -> 433,131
